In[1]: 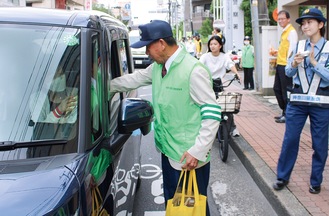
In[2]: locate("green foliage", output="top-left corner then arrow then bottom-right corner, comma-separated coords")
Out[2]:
241,0 -> 277,37
267,0 -> 278,25
199,18 -> 213,41
92,3 -> 111,15
173,21 -> 184,40
240,0 -> 252,37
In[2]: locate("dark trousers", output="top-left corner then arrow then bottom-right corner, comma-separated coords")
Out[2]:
273,65 -> 292,116
277,104 -> 329,186
243,67 -> 254,89
161,154 -> 210,216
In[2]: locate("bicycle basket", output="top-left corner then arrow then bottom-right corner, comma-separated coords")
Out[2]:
216,92 -> 242,113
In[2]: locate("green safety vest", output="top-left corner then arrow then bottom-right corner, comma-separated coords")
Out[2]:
242,45 -> 254,68
152,48 -> 214,163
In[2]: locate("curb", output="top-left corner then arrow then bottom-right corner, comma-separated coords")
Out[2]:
230,135 -> 311,216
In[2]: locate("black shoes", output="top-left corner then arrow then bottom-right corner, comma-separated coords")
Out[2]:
309,185 -> 321,194
274,115 -> 283,120
273,179 -> 289,190
243,87 -> 248,90
274,180 -> 321,194
275,116 -> 286,123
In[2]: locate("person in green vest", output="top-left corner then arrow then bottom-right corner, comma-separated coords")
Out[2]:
241,36 -> 255,90
273,10 -> 298,123
110,20 -> 221,216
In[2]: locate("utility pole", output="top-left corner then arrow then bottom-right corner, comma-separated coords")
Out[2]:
250,0 -> 262,91
175,1 -> 180,41
189,0 -> 193,34
250,0 -> 269,91
168,0 -> 171,26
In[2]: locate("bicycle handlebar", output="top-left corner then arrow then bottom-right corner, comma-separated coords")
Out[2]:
221,74 -> 240,88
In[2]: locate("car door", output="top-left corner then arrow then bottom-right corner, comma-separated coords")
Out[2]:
106,27 -> 143,215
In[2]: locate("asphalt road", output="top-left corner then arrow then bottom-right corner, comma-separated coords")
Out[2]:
133,77 -> 278,216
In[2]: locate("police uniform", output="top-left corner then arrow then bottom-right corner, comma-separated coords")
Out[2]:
275,8 -> 329,194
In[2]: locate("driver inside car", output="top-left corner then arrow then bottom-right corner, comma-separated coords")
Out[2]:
30,67 -> 78,125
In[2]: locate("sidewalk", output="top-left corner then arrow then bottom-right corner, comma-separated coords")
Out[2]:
227,74 -> 329,216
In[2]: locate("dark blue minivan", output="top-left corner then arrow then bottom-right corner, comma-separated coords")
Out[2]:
0,7 -> 153,215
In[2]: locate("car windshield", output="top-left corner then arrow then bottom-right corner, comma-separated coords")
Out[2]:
0,24 -> 81,147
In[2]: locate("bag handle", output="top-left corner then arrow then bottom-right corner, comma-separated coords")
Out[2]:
172,169 -> 188,207
191,169 -> 200,204
177,169 -> 201,206
187,170 -> 193,196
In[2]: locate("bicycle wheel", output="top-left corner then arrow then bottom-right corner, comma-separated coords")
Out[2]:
217,121 -> 230,162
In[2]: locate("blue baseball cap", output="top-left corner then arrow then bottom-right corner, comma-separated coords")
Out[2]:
296,8 -> 327,25
130,20 -> 173,48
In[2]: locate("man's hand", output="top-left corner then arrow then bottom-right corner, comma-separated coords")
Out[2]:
180,152 -> 198,170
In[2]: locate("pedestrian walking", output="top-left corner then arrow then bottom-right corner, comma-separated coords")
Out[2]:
273,10 -> 298,123
212,27 -> 226,45
185,36 -> 197,57
241,36 -> 254,90
199,35 -> 241,137
110,20 -> 221,215
273,8 -> 329,195
194,35 -> 202,59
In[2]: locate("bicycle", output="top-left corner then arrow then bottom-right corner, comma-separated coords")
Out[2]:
213,74 -> 242,162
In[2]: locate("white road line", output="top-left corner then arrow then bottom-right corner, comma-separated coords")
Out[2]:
144,211 -> 166,216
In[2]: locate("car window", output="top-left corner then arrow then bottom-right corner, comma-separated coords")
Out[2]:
107,38 -> 132,135
0,24 -> 80,143
119,40 -> 128,75
0,24 -> 80,159
91,34 -> 103,142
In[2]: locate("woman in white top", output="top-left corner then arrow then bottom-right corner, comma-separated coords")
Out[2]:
199,35 -> 241,80
185,36 -> 197,57
199,35 -> 241,136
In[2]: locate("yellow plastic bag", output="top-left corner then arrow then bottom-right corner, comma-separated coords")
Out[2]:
91,186 -> 110,216
166,169 -> 207,216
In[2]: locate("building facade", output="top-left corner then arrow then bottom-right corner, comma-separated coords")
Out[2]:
1,0 -> 85,10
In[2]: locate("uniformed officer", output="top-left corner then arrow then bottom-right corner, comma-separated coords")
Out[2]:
273,8 -> 329,194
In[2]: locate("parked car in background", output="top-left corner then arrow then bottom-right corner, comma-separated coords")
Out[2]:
129,30 -> 153,68
0,7 -> 153,216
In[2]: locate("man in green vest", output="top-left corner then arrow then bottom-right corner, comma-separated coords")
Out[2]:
273,10 -> 298,123
110,20 -> 221,216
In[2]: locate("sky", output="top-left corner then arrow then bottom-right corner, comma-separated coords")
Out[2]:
130,0 -> 168,25
105,0 -> 181,26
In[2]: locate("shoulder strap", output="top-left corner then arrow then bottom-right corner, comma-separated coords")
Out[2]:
322,40 -> 329,53
297,40 -> 309,93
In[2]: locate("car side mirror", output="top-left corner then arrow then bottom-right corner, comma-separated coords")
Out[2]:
118,98 -> 154,135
